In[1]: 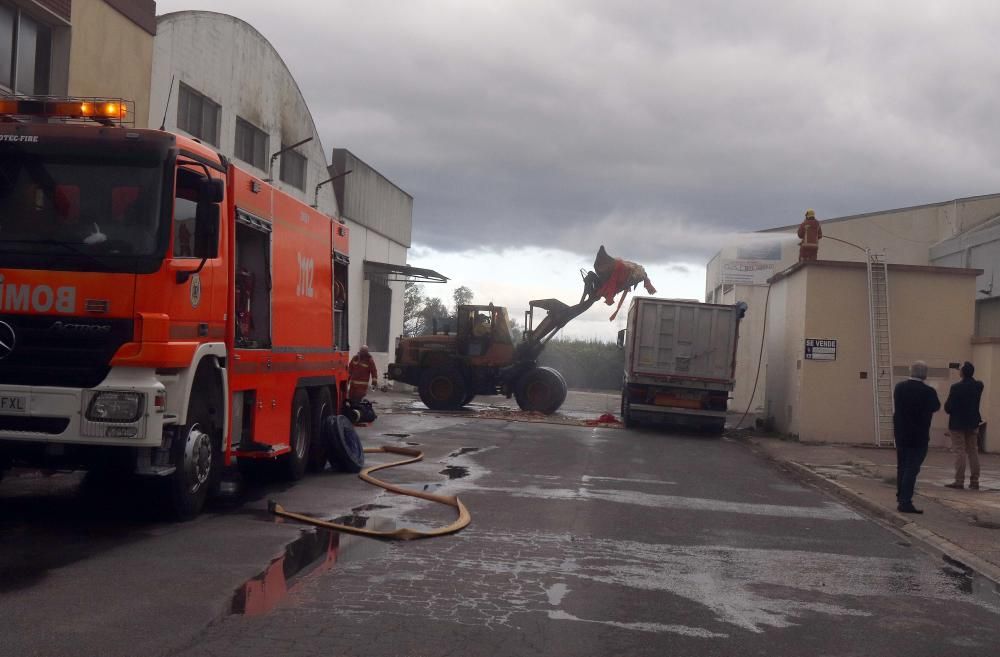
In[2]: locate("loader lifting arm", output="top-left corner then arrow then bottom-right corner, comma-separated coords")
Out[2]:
516,295 -> 601,362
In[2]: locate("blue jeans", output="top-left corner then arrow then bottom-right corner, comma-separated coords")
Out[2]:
896,444 -> 928,507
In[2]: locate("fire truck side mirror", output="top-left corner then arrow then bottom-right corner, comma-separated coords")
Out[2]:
200,178 -> 225,203
194,201 -> 220,259
617,328 -> 626,349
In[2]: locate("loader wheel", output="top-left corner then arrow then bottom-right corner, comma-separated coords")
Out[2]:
279,389 -> 311,481
419,367 -> 467,410
307,387 -> 335,473
514,366 -> 568,415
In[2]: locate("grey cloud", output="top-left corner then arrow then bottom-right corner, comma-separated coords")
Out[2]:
158,1 -> 1000,264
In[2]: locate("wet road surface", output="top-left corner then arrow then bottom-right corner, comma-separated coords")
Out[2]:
162,414 -> 1000,657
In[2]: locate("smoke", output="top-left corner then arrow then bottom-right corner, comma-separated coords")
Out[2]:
556,211 -> 800,266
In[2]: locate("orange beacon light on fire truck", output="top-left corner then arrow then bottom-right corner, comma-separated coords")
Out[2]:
0,97 -> 129,122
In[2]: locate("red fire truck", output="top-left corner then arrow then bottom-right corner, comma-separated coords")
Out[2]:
0,98 -> 351,518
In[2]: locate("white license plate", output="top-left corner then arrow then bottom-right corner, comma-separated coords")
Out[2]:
0,394 -> 28,414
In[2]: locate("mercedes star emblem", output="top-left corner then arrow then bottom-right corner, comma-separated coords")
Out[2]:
0,321 -> 15,360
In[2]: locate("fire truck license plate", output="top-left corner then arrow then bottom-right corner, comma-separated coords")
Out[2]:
0,394 -> 28,414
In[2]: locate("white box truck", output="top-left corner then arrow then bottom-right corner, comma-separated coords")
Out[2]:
617,298 -> 746,432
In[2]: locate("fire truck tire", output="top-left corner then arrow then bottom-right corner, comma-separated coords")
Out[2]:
307,387 -> 335,472
280,389 -> 312,481
461,393 -> 475,406
322,415 -> 365,473
418,367 -> 467,410
514,366 -> 567,415
167,367 -> 223,520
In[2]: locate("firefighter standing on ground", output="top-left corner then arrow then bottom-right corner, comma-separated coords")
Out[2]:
348,346 -> 378,402
798,209 -> 823,262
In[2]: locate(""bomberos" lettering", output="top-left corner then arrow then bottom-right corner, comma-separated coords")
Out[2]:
0,278 -> 76,314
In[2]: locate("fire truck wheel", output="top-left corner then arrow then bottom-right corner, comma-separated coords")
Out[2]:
168,370 -> 222,520
514,366 -> 567,415
281,389 -> 312,481
322,415 -> 365,473
418,367 -> 467,410
307,387 -> 335,473
461,393 -> 476,406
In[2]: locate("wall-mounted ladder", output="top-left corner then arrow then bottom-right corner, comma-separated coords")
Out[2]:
867,251 -> 894,446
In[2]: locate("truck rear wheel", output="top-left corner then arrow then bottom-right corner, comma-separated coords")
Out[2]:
280,389 -> 312,481
307,387 -> 334,473
514,366 -> 567,414
702,419 -> 726,435
621,393 -> 636,429
461,393 -> 476,406
418,367 -> 467,410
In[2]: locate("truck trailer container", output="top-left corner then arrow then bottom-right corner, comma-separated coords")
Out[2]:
618,297 -> 745,432
0,97 -> 352,518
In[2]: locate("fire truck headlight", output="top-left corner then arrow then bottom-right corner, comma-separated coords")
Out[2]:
87,392 -> 144,423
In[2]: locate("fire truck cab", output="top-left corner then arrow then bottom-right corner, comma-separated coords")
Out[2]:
0,98 -> 351,518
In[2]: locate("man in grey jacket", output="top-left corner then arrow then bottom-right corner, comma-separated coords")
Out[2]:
944,361 -> 984,490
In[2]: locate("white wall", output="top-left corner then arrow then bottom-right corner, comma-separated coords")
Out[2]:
349,224 -> 407,375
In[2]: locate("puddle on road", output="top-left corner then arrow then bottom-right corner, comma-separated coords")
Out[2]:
382,433 -> 410,439
232,526 -> 389,616
438,466 -> 469,480
940,556 -> 1000,607
331,514 -> 370,528
352,503 -> 392,513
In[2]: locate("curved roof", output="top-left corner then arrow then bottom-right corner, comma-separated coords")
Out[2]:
149,10 -> 337,214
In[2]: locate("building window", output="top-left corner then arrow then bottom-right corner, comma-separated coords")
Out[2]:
1,4 -> 52,95
177,82 -> 221,146
280,145 -> 307,191
235,117 -> 268,170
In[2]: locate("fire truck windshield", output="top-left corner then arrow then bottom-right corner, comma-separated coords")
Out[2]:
0,150 -> 166,272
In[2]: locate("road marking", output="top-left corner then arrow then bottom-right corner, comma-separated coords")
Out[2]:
545,582 -> 570,605
547,610 -> 728,638
460,484 -> 862,520
582,475 -> 678,486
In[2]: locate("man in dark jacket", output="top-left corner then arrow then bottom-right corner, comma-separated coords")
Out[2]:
944,361 -> 984,490
893,361 -> 941,514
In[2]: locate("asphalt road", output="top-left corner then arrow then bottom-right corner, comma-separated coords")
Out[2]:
2,395 -> 999,657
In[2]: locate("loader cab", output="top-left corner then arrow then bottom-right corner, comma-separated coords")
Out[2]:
455,304 -> 514,364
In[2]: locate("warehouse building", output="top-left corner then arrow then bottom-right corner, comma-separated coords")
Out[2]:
706,193 -> 1000,451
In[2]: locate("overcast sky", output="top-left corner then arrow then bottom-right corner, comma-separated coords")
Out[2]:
158,0 -> 1000,338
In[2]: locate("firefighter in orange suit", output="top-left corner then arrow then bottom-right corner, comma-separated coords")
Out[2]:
797,209 -> 823,262
348,345 -> 378,402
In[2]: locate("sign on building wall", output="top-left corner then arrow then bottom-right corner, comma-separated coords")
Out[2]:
804,338 -> 837,361
721,260 -> 778,285
720,239 -> 783,285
